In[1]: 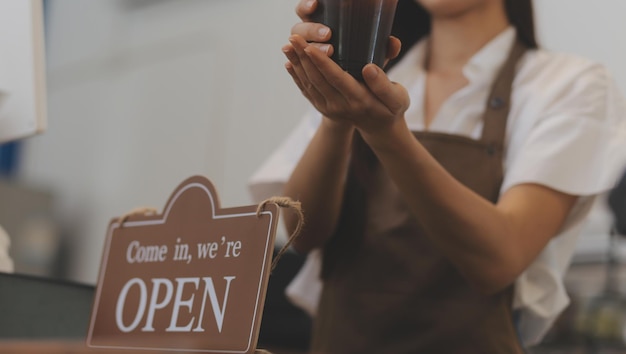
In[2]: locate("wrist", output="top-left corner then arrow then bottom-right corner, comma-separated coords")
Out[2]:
320,116 -> 355,137
359,117 -> 411,154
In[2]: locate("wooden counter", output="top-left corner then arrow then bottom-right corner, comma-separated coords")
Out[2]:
0,341 -> 274,354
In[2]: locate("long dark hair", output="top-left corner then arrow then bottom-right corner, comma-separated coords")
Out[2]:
388,0 -> 537,69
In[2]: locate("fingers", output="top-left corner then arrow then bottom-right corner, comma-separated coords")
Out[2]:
382,36 -> 402,68
290,36 -> 345,101
295,0 -> 317,20
290,22 -> 333,57
291,0 -> 332,57
362,64 -> 410,114
282,42 -> 326,105
388,36 -> 402,62
291,22 -> 331,43
283,36 -> 340,109
283,51 -> 306,93
303,46 -> 364,101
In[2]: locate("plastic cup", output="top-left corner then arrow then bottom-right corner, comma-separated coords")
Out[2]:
312,0 -> 399,81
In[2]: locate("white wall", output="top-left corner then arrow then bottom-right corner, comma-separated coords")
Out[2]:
17,0 -> 626,283
535,1 -> 626,90
20,0 -> 309,283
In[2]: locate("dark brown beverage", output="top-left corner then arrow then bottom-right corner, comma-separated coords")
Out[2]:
312,0 -> 398,81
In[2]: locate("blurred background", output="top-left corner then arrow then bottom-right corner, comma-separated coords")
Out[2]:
1,0 -> 309,282
1,0 -> 626,352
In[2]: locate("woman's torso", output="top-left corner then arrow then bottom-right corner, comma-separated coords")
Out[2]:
311,39 -> 528,354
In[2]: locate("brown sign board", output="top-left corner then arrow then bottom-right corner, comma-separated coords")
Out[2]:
87,176 -> 279,353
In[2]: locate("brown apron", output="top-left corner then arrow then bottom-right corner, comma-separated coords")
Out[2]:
311,41 -> 528,354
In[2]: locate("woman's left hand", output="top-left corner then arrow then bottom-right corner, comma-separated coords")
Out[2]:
283,35 -> 410,136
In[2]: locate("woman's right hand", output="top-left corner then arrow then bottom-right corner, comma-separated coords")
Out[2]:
291,0 -> 334,56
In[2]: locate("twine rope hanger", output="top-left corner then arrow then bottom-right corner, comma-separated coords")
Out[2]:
117,197 -> 304,272
256,196 -> 304,271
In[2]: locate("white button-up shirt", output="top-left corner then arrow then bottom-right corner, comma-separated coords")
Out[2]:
249,27 -> 626,346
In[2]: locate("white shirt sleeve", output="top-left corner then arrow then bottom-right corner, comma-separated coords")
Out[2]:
248,109 -> 322,203
505,59 -> 626,346
503,62 -> 626,196
0,224 -> 14,273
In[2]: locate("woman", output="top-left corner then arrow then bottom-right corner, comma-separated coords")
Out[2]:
249,0 -> 626,352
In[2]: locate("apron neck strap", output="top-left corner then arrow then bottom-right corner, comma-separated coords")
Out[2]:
480,40 -> 528,146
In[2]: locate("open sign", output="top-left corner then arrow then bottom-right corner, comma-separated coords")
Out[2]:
87,176 -> 279,353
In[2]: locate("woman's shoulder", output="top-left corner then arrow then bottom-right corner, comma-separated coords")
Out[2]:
513,48 -> 618,119
503,49 -> 626,202
516,48 -> 609,90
